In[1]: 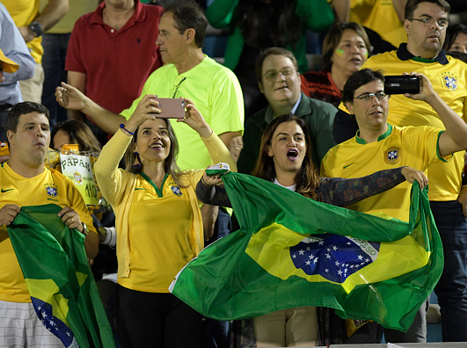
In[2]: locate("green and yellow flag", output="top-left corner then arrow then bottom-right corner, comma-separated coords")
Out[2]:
170,172 -> 443,332
8,204 -> 115,348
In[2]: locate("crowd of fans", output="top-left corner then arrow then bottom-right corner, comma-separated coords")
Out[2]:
1,0 -> 467,347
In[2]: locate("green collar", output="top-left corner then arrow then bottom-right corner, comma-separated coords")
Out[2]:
355,124 -> 393,144
412,56 -> 437,63
138,172 -> 168,198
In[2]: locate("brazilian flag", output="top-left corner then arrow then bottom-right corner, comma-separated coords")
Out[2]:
170,172 -> 443,332
8,204 -> 115,348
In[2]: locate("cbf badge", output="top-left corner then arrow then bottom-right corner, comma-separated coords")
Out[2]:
170,185 -> 182,197
45,184 -> 58,198
441,72 -> 458,91
384,146 -> 400,164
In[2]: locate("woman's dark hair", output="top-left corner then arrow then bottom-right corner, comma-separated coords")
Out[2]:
51,120 -> 101,152
342,69 -> 385,104
252,114 -> 321,200
124,118 -> 186,187
444,23 -> 467,52
235,0 -> 302,50
321,22 -> 371,72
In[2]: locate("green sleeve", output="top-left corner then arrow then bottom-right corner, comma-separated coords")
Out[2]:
297,0 -> 335,32
206,0 -> 240,28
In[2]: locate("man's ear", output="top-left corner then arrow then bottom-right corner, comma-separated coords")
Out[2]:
258,80 -> 264,94
404,19 -> 411,36
345,101 -> 354,115
185,28 -> 196,45
6,130 -> 14,147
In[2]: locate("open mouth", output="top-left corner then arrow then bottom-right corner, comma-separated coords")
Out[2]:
287,149 -> 298,161
149,142 -> 164,149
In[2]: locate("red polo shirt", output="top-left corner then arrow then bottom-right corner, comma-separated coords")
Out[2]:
65,0 -> 163,114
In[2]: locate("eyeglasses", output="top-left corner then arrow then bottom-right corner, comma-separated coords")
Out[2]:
354,92 -> 388,101
407,17 -> 449,29
263,68 -> 295,80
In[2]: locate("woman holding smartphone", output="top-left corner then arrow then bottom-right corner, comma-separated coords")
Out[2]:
94,95 -> 237,348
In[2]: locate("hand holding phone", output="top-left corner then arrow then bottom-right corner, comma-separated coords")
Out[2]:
154,98 -> 186,119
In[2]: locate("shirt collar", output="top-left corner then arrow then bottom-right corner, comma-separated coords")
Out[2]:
91,0 -> 144,26
355,124 -> 393,144
274,178 -> 296,192
290,94 -> 302,115
396,43 -> 449,65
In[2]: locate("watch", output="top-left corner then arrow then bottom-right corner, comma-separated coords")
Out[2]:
81,222 -> 89,236
29,21 -> 42,37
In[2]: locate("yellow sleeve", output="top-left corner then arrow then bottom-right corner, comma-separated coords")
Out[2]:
200,131 -> 238,173
94,129 -> 134,206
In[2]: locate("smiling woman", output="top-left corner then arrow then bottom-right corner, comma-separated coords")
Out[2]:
93,95 -> 237,348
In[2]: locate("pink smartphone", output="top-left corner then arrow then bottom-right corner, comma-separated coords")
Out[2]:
154,98 -> 186,119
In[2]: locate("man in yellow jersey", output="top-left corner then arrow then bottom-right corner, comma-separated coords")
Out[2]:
322,68 -> 467,343
332,0 -> 467,342
0,102 -> 98,346
2,0 -> 69,103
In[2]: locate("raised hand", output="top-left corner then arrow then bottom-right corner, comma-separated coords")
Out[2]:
124,94 -> 162,133
177,98 -> 212,138
55,82 -> 87,111
403,72 -> 436,102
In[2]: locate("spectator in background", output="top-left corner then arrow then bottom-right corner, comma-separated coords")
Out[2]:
237,47 -> 337,176
332,0 -> 408,54
444,23 -> 467,54
65,0 -> 163,146
300,22 -> 370,107
2,0 -> 69,103
0,3 -> 35,142
40,0 -> 100,127
205,0 -> 335,119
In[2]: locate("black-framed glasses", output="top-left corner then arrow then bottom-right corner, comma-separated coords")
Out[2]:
407,16 -> 449,29
172,77 -> 186,98
354,91 -> 388,101
263,68 -> 295,80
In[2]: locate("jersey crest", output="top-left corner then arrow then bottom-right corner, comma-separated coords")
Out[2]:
170,185 -> 182,197
441,72 -> 458,91
384,146 -> 400,164
45,184 -> 58,198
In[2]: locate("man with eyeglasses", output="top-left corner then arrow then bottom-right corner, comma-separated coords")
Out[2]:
333,0 -> 467,342
237,47 -> 337,175
322,69 -> 467,343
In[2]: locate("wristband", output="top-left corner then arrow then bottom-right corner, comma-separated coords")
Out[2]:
200,175 -> 210,187
120,124 -> 134,136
